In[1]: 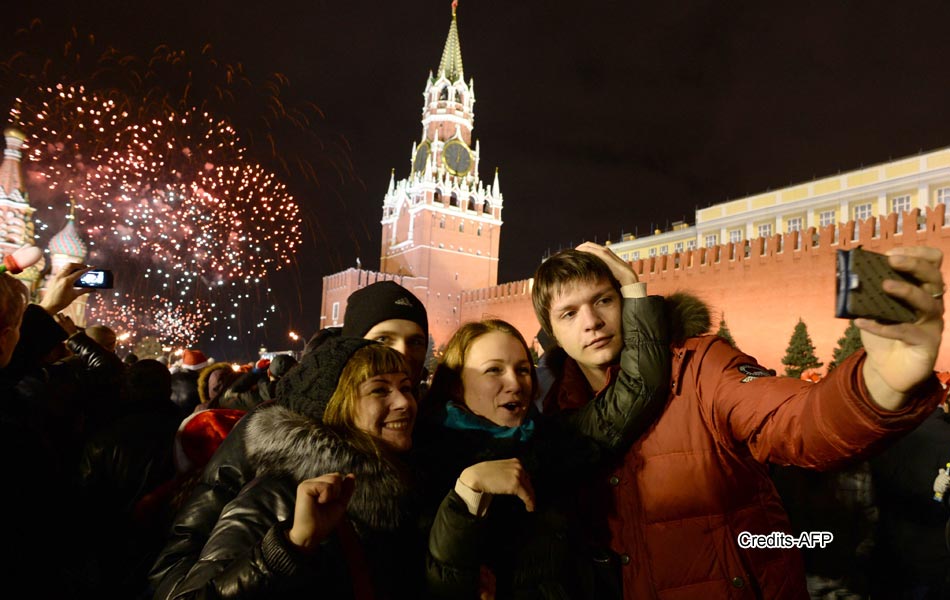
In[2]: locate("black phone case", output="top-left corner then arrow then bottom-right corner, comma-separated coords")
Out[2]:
835,247 -> 916,323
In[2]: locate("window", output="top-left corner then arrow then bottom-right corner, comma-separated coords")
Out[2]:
632,251 -> 640,260
786,217 -> 802,233
674,242 -> 684,253
686,240 -> 697,251
459,222 -> 464,233
853,203 -> 872,222
729,229 -> 743,243
757,223 -> 772,238
938,187 -> 950,225
483,200 -> 492,214
891,195 -> 911,232
660,246 -> 669,256
819,210 -> 836,227
450,193 -> 459,208
331,302 -> 340,321
704,234 -> 718,248
477,225 -> 482,237
648,248 -> 657,257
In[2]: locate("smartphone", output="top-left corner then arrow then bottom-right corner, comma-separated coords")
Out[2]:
75,269 -> 114,289
835,247 -> 916,323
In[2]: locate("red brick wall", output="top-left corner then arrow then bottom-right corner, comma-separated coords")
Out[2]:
459,279 -> 543,351
457,206 -> 950,373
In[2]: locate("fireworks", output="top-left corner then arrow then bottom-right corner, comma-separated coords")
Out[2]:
0,27 -> 336,352
86,292 -> 211,348
14,85 -> 301,283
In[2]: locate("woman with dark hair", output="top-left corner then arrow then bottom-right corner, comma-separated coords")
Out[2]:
418,312 -> 669,599
170,336 -> 423,599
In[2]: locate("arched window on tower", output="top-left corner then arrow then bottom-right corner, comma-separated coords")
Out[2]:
439,87 -> 449,101
468,196 -> 476,211
450,193 -> 459,208
483,200 -> 492,215
434,189 -> 442,204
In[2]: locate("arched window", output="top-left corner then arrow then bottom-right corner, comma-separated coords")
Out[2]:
450,193 -> 459,208
468,196 -> 476,211
439,87 -> 449,101
434,189 -> 442,204
482,200 -> 491,214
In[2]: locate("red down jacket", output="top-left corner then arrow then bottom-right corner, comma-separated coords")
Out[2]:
556,334 -> 942,599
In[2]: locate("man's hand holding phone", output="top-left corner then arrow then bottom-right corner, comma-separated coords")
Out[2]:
850,246 -> 945,411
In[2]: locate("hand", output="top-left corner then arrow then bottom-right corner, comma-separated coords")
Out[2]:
459,459 -> 535,512
856,246 -> 945,410
54,313 -> 79,336
575,242 -> 638,287
935,468 -> 949,496
287,473 -> 356,552
39,263 -> 94,315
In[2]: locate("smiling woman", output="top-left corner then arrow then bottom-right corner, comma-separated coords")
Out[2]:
414,312 -> 670,599
170,337 -> 425,599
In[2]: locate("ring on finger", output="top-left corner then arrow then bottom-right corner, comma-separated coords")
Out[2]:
932,283 -> 947,300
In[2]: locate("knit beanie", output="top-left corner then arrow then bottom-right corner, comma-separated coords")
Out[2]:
268,353 -> 298,379
275,336 -> 374,421
341,281 -> 428,339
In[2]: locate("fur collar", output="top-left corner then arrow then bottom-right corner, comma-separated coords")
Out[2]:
666,292 -> 712,342
244,404 -> 413,532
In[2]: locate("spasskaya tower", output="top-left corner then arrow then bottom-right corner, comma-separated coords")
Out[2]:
323,2 -> 504,346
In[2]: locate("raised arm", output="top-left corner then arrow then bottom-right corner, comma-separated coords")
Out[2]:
567,242 -> 671,451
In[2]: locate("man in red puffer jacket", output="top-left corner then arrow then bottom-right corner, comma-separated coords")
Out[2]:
535,243 -> 946,599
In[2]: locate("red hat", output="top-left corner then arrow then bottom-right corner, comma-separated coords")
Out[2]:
255,358 -> 271,371
181,349 -> 210,371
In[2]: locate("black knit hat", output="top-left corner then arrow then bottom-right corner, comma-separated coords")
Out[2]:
268,353 -> 297,379
275,336 -> 374,421
341,281 -> 428,339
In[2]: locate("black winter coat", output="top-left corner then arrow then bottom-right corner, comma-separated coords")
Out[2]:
169,404 -> 423,599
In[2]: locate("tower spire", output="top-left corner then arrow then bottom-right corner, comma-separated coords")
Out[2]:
438,1 -> 464,82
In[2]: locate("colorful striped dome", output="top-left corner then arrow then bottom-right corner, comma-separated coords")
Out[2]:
48,218 -> 88,259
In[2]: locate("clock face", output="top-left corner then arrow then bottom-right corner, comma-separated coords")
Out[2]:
413,142 -> 430,173
442,139 -> 472,176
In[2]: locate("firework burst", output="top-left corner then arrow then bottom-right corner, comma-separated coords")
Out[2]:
0,25 -> 338,352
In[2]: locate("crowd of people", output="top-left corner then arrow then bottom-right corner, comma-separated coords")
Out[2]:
0,243 -> 947,599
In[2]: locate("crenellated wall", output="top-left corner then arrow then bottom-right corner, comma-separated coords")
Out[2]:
320,268 -> 429,331
459,278 -> 543,350
457,205 -> 950,372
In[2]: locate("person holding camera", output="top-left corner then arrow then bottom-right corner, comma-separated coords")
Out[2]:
533,243 -> 945,599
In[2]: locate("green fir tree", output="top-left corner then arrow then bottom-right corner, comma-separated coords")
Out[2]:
781,318 -> 823,378
827,320 -> 863,372
716,313 -> 736,348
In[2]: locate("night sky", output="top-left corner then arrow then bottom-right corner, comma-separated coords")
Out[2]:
3,1 -> 950,356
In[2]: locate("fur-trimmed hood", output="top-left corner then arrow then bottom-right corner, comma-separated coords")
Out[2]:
244,404 -> 413,532
666,292 -> 712,342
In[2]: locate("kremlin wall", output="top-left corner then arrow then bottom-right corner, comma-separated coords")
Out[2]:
459,205 -> 950,373
320,7 -> 950,374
